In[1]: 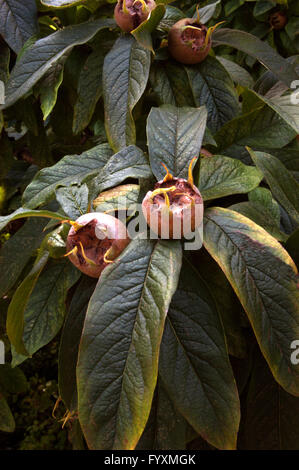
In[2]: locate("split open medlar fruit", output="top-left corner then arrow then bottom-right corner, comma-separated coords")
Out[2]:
168,17 -> 223,65
142,158 -> 204,239
114,0 -> 156,33
64,212 -> 130,278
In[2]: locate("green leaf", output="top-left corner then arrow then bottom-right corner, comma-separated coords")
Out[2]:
147,105 -> 207,181
0,395 -> 15,433
0,365 -> 28,394
1,18 -> 115,110
248,149 -> 299,224
0,217 -> 50,299
240,347 -> 299,450
22,143 -> 113,209
103,36 -> 151,152
6,250 -> 50,356
0,207 -> 66,232
194,0 -> 221,24
214,105 -> 296,163
55,183 -> 89,220
203,207 -> 299,397
0,0 -> 38,53
150,57 -> 239,133
242,89 -> 299,134
59,276 -> 97,411
90,145 -> 151,197
198,154 -> 263,201
194,249 -> 247,359
11,259 -> 80,363
73,48 -> 104,135
137,381 -> 187,450
157,5 -> 185,32
35,53 -> 68,121
93,184 -> 140,213
212,28 -> 299,87
230,187 -> 288,242
182,57 -> 240,134
131,4 -> 166,52
159,259 -> 240,450
216,56 -> 254,88
77,238 -> 182,450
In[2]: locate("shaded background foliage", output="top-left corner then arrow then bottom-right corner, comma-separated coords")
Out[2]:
0,0 -> 298,450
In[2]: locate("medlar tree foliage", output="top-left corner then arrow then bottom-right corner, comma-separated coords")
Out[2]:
0,0 -> 299,451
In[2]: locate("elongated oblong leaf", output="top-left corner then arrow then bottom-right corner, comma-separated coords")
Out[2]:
1,18 -> 115,110
212,28 -> 299,87
0,217 -> 49,298
0,0 -> 38,53
0,395 -> 15,433
59,276 -> 97,411
198,154 -> 263,201
6,251 -> 50,356
91,145 -> 151,196
248,149 -> 299,224
0,207 -> 66,232
215,105 -> 296,163
103,36 -> 151,152
15,259 -> 80,360
147,105 -> 207,180
22,143 -> 113,209
241,347 -> 299,450
203,207 -> 299,396
159,259 -> 240,450
77,238 -> 183,450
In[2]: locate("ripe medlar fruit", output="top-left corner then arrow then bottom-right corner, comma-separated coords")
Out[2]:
114,0 -> 156,33
142,158 -> 204,239
64,212 -> 130,278
168,17 -> 223,65
269,11 -> 288,30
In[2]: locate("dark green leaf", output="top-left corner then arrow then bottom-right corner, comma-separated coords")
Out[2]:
55,183 -> 89,220
241,347 -> 299,450
131,4 -> 166,52
147,105 -> 207,180
0,364 -> 28,394
0,0 -> 38,53
0,395 -> 15,432
77,238 -> 182,450
73,48 -> 104,135
248,149 -> 299,224
90,145 -> 151,196
212,28 -> 299,87
0,217 -> 49,298
230,187 -> 287,242
22,143 -> 113,209
1,18 -> 115,110
59,276 -> 97,411
198,154 -> 263,200
215,106 -> 296,163
0,208 -> 66,232
6,250 -> 50,356
203,207 -> 299,396
103,36 -> 151,152
159,259 -> 240,450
